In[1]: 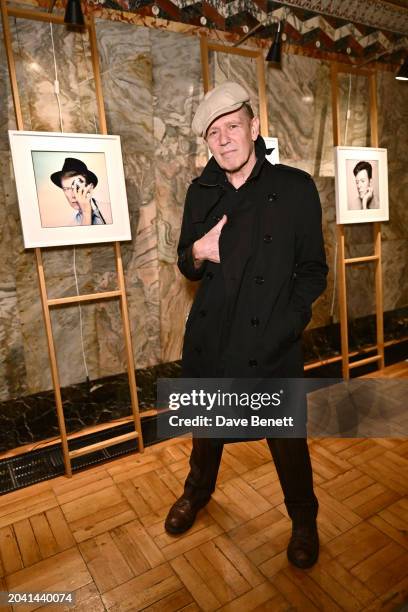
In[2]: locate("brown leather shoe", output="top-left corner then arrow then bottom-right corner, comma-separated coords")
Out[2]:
287,522 -> 319,569
165,496 -> 208,535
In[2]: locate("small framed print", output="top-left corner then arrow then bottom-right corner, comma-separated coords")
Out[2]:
8,130 -> 132,248
334,146 -> 389,224
263,137 -> 280,165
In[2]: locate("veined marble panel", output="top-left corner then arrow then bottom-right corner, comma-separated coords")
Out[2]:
0,150 -> 26,399
0,151 -> 22,287
378,72 -> 408,243
0,290 -> 27,401
337,72 -> 371,148
340,238 -> 407,319
10,19 -> 95,133
151,29 -> 205,363
119,147 -> 157,272
310,61 -> 333,177
159,262 -> 196,363
15,274 -> 100,391
0,22 -> 18,151
95,20 -> 160,370
346,250 -> 376,320
382,239 -> 408,311
151,29 -> 205,264
126,266 -> 161,368
90,266 -> 160,373
266,53 -> 321,174
95,19 -> 153,153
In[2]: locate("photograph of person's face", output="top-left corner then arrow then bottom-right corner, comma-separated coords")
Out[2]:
61,174 -> 92,211
354,168 -> 372,200
205,106 -> 259,173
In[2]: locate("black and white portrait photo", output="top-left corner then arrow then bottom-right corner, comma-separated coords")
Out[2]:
347,159 -> 380,211
335,146 -> 389,224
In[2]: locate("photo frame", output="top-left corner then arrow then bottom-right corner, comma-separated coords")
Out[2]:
334,146 -> 389,224
263,137 -> 280,165
8,131 -> 132,248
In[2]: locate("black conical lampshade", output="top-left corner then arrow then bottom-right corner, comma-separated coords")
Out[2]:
266,21 -> 282,64
396,58 -> 408,80
64,0 -> 85,26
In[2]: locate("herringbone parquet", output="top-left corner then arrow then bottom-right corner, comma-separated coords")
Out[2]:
0,365 -> 407,611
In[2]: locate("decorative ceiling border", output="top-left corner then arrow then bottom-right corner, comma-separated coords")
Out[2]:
273,0 -> 408,35
8,0 -> 408,65
92,0 -> 407,63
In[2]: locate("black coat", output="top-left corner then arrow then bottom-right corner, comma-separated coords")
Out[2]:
177,137 -> 328,379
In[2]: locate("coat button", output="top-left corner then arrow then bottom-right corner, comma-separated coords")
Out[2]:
263,234 -> 272,243
249,359 -> 258,367
206,271 -> 214,279
251,317 -> 260,327
268,193 -> 277,202
254,276 -> 264,285
199,310 -> 206,317
195,346 -> 202,354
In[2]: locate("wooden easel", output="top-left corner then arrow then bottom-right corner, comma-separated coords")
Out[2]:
0,0 -> 144,477
331,63 -> 384,379
199,36 -> 269,136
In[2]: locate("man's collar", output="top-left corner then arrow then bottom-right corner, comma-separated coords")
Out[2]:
196,135 -> 268,187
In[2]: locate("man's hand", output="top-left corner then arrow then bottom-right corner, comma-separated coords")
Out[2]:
361,186 -> 374,210
192,215 -> 227,267
74,179 -> 94,225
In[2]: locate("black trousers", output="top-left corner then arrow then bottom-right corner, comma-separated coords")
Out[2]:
183,437 -> 318,522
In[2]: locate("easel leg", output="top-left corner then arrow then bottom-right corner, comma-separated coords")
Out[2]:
114,242 -> 144,452
35,248 -> 72,477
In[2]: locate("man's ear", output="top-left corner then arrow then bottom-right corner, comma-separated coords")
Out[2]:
251,116 -> 260,141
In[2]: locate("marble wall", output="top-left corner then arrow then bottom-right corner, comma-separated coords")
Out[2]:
0,15 -> 407,401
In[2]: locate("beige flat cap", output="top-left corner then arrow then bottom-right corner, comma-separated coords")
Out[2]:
192,81 -> 251,137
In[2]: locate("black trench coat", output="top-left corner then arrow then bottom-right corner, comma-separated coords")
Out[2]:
177,137 -> 328,380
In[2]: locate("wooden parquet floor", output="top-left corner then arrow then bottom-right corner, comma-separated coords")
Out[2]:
0,366 -> 407,611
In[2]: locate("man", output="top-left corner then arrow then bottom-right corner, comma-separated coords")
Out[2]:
165,82 -> 328,569
51,157 -> 106,225
349,160 -> 379,210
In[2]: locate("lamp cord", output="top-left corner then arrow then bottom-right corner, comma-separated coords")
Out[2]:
50,22 -> 64,133
50,22 -> 90,383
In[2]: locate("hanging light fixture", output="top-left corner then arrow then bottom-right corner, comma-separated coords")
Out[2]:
266,21 -> 282,65
64,0 -> 85,26
396,57 -> 408,80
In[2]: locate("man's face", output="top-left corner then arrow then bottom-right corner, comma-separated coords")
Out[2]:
355,169 -> 371,199
205,107 -> 259,173
61,174 -> 87,210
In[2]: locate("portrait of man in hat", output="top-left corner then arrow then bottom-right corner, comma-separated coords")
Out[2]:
50,157 -> 107,226
31,151 -> 113,229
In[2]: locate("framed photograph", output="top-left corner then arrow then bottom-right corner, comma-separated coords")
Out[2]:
263,137 -> 280,165
334,146 -> 389,224
8,131 -> 132,248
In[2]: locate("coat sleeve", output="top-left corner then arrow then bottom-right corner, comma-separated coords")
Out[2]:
291,176 -> 328,331
177,184 -> 207,281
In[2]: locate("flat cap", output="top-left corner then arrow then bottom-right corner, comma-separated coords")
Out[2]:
192,81 -> 250,137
